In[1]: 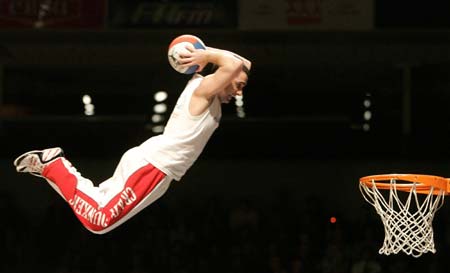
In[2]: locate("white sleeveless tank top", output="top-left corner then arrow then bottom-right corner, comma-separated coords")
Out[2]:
140,74 -> 221,181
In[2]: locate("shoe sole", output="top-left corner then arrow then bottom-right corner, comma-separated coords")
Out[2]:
14,148 -> 63,178
13,150 -> 43,168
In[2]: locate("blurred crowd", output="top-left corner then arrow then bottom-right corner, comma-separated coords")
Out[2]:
1,189 -> 450,273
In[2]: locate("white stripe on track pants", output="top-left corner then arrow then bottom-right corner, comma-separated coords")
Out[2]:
41,147 -> 172,234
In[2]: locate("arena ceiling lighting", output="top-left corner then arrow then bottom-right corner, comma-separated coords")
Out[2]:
82,94 -> 95,116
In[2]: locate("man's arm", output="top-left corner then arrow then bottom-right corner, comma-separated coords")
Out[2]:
179,47 -> 244,100
205,46 -> 252,72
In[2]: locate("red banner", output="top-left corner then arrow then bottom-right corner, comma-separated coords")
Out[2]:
286,0 -> 322,24
0,0 -> 106,28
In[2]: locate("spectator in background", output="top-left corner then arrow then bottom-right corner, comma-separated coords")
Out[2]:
350,249 -> 381,273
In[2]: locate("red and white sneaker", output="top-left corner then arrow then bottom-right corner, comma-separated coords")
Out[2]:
13,147 -> 64,177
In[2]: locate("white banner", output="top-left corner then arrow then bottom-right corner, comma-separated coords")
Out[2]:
239,0 -> 373,30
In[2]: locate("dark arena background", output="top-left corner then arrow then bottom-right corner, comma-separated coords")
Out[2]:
2,0 -> 450,272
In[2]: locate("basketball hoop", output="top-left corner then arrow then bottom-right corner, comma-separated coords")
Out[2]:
359,174 -> 450,258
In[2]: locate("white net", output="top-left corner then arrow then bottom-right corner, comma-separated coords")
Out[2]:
359,178 -> 445,258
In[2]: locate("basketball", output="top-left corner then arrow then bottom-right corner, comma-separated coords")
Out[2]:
167,34 -> 206,74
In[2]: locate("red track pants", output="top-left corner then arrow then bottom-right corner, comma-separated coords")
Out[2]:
41,147 -> 172,234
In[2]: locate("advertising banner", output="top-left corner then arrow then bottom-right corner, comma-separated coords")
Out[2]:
0,0 -> 106,28
109,0 -> 237,28
239,0 -> 373,30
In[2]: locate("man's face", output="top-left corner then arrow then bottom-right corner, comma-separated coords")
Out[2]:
218,71 -> 248,104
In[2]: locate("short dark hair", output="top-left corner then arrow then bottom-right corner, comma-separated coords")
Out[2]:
199,62 -> 250,77
232,54 -> 251,77
242,64 -> 250,77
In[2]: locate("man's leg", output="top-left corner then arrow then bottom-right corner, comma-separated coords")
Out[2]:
14,147 -> 171,234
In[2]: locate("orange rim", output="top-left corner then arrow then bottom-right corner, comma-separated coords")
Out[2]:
359,174 -> 450,195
